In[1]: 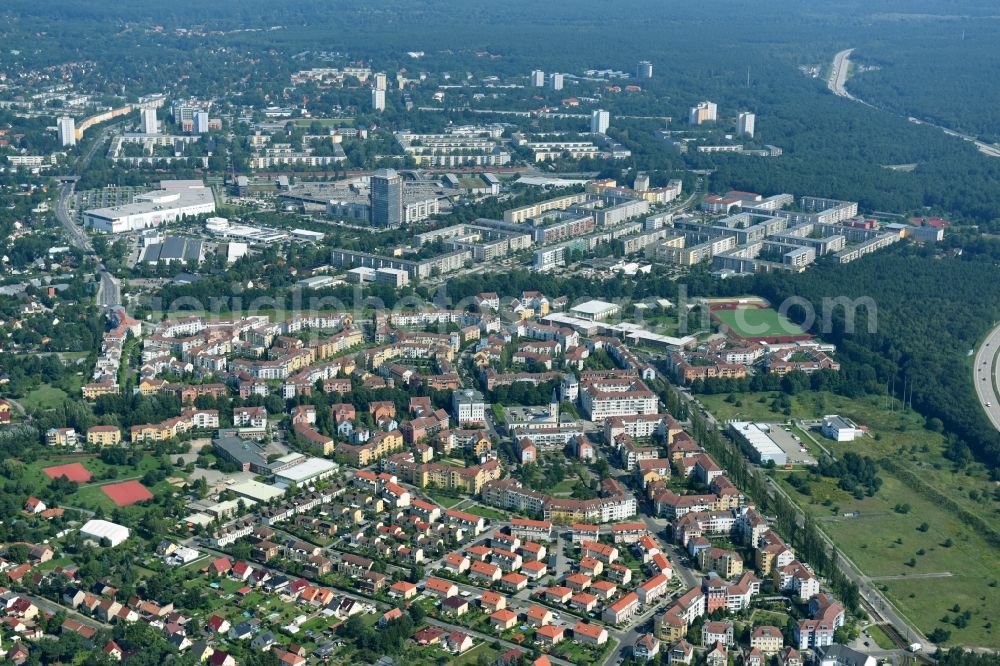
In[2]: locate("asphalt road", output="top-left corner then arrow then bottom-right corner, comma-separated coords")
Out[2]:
54,127 -> 121,309
973,323 -> 1000,429
828,48 -> 857,100
826,47 -> 1000,158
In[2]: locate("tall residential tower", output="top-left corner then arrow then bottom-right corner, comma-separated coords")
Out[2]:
58,116 -> 76,146
591,109 -> 610,134
370,168 -> 403,228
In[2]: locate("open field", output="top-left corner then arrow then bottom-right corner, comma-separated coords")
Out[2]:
698,389 -> 1000,647
425,492 -> 463,508
19,385 -> 69,411
22,455 -> 182,512
711,306 -> 806,339
773,463 -> 1000,647
463,504 -> 508,521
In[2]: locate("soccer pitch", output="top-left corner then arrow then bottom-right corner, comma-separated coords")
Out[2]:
712,306 -> 806,338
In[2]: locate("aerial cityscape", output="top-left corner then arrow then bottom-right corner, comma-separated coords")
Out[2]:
0,2 -> 999,666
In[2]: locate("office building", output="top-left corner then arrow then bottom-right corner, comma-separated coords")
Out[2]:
531,70 -> 546,87
370,168 -> 404,228
372,88 -> 386,112
58,116 -> 76,146
195,111 -> 210,133
689,101 -> 718,126
738,112 -> 756,138
637,60 -> 654,79
141,108 -> 159,135
591,109 -> 610,134
549,73 -> 564,91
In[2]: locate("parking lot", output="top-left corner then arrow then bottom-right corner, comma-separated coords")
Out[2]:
770,425 -> 817,465
74,186 -> 147,219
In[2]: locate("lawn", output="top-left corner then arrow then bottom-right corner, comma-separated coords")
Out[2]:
547,479 -> 578,495
19,385 -> 69,411
425,492 -> 463,508
552,636 -> 616,666
712,306 -> 805,339
451,642 -> 500,666
749,608 -> 793,627
867,624 -> 897,650
464,505 -> 508,521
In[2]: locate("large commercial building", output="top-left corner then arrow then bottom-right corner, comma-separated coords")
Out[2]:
689,101 -> 718,126
591,109 -> 610,134
371,169 -> 404,228
83,180 -> 216,233
81,519 -> 130,547
729,422 -> 787,465
195,111 -> 210,133
58,116 -> 76,146
738,112 -> 756,138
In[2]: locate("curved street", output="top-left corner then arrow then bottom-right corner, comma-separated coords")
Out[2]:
973,322 -> 1000,429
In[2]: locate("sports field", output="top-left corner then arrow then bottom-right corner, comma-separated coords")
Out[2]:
43,462 -> 92,483
712,306 -> 806,339
101,480 -> 154,506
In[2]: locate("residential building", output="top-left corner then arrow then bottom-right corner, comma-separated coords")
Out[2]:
86,425 -> 122,447
59,116 -> 76,146
591,109 -> 610,134
370,169 -> 404,228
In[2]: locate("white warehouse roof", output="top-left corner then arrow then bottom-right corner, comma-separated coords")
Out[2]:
274,457 -> 337,485
230,480 -> 286,503
80,519 -> 130,546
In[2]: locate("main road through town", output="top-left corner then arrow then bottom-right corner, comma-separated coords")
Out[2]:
973,322 -> 1000,429
55,126 -> 121,309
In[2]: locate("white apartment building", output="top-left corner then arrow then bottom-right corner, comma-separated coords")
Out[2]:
580,378 -> 659,422
453,388 -> 486,424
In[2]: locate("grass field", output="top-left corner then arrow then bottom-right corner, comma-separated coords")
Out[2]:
867,624 -> 897,650
712,306 -> 806,339
19,385 -> 69,411
425,492 -> 463,508
23,455 -> 181,512
463,505 -> 508,521
698,388 -> 1000,647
